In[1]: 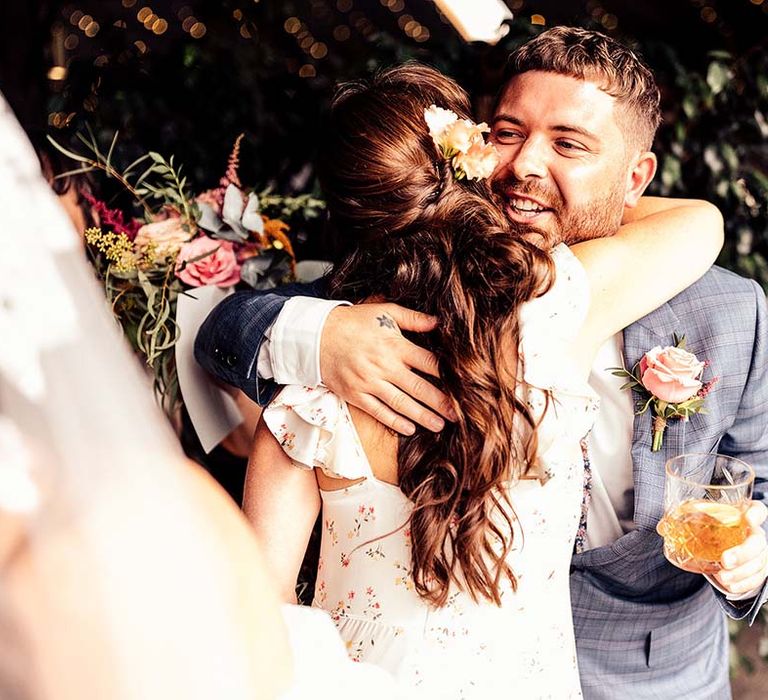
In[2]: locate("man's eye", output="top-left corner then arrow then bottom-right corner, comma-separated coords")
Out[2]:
556,140 -> 583,151
493,130 -> 522,141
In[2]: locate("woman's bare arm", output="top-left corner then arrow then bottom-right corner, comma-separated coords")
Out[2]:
243,417 -> 321,603
572,198 -> 723,366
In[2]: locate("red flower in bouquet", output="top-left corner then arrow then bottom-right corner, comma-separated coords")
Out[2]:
83,192 -> 142,240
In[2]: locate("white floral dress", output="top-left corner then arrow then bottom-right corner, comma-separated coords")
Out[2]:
264,244 -> 598,699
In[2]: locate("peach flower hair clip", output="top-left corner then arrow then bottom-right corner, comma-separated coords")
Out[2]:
423,105 -> 500,181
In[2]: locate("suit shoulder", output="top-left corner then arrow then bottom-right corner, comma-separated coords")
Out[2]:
670,266 -> 763,306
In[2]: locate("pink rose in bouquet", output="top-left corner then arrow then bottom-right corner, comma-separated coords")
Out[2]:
134,217 -> 194,258
638,345 -> 705,404
175,235 -> 241,287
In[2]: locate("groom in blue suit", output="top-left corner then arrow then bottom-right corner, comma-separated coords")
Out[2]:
196,28 -> 768,698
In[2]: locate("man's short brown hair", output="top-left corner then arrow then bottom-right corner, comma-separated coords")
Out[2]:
505,27 -> 661,152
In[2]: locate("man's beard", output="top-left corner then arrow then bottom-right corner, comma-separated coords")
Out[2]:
491,176 -> 626,246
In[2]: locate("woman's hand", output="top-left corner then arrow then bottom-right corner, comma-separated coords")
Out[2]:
320,303 -> 456,435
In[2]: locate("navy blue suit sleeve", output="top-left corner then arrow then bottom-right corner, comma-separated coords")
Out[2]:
194,281 -> 326,405
713,280 -> 768,623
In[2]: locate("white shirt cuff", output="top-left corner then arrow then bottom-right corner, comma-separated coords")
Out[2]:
269,297 -> 351,387
705,573 -> 764,602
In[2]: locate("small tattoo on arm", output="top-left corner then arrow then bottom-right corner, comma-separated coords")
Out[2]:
377,314 -> 397,330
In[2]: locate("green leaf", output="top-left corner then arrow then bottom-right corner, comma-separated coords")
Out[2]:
53,166 -> 96,179
136,270 -> 157,317
105,130 -> 118,170
708,50 -> 732,61
46,136 -> 92,164
123,153 -> 151,177
636,396 -> 654,415
721,143 -> 738,172
662,155 -> 682,189
706,61 -> 731,96
682,94 -> 698,119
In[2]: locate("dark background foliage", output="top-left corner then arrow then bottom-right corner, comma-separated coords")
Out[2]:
2,0 -> 767,282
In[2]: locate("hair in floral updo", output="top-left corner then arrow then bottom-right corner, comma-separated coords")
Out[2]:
318,63 -> 554,607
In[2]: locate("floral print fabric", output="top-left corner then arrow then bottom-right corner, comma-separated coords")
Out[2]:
263,244 -> 598,699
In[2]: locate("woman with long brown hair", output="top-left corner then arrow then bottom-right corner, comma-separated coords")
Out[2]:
245,64 -> 722,697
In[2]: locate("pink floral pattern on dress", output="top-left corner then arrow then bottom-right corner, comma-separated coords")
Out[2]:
347,504 -> 376,539
265,244 -> 592,699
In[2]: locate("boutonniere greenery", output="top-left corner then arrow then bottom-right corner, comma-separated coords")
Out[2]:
611,335 -> 718,452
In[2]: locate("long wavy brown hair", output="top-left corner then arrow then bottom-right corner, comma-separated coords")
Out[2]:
319,64 -> 555,607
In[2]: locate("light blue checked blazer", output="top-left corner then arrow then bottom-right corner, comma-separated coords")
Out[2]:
195,266 -> 768,699
571,266 -> 768,699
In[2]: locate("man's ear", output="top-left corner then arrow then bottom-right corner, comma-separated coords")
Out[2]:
623,151 -> 657,209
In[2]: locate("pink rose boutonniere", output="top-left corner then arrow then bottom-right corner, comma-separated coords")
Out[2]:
612,335 -> 719,451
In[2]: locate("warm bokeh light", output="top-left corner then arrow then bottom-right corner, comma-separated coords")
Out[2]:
190,22 -> 207,39
137,8 -> 152,23
299,64 -> 317,78
47,66 -> 67,81
333,25 -> 351,41
310,42 -> 328,59
284,17 -> 301,34
531,14 -> 546,25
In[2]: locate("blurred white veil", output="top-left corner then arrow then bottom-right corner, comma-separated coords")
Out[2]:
0,95 -> 404,700
0,94 -> 295,699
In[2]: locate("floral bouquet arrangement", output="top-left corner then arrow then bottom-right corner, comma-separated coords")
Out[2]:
51,131 -> 324,417
612,335 -> 718,451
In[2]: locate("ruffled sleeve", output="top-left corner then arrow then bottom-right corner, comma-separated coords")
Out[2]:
517,243 -> 592,395
516,244 -> 599,458
262,385 -> 373,481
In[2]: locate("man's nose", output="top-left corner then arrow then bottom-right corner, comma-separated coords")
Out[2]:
508,138 -> 548,180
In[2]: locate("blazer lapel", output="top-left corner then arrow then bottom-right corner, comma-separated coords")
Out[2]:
623,303 -> 682,530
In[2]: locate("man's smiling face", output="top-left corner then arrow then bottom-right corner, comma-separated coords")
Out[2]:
490,70 -> 633,245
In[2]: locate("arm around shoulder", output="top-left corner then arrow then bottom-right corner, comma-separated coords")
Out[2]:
194,281 -> 326,404
573,199 -> 724,352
